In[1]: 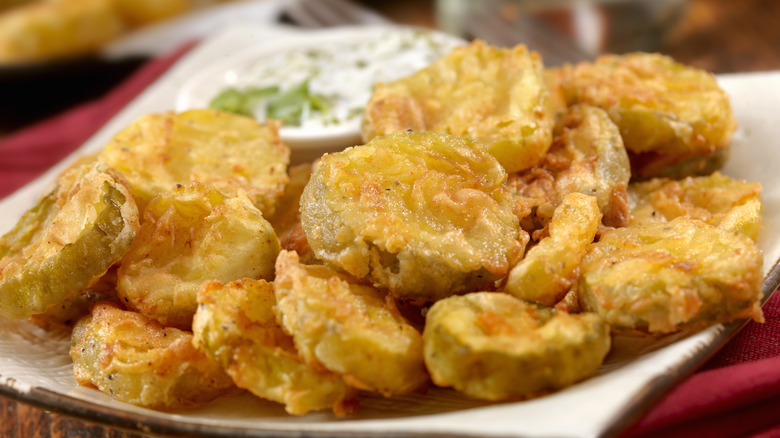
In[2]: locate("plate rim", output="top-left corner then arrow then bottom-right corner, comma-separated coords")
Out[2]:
1,271 -> 776,438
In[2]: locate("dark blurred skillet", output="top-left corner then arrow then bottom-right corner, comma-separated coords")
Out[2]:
0,0 -> 289,133
0,55 -> 148,131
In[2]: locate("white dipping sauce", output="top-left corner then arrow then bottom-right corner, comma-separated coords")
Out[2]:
176,27 -> 466,160
224,28 -> 463,130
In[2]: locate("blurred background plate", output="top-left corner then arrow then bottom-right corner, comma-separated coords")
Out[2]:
0,0 -> 287,132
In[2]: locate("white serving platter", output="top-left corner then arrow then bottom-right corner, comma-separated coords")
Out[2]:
1,24 -> 779,438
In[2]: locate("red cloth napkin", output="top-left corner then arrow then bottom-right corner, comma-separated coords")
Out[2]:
625,293 -> 780,438
1,43 -> 778,438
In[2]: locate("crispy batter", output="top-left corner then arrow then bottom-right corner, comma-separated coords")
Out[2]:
274,250 -> 429,397
70,302 -> 236,409
301,130 -> 527,301
508,104 -> 631,231
99,109 -> 290,216
117,182 -> 280,329
578,217 -> 764,334
423,292 -> 610,400
192,278 -> 357,415
267,163 -> 316,264
363,40 -> 554,173
629,172 -> 762,241
0,163 -> 138,320
554,53 -> 736,179
504,193 -> 601,307
0,40 -> 767,414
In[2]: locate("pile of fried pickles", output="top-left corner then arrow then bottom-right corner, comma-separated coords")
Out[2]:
0,40 -> 765,415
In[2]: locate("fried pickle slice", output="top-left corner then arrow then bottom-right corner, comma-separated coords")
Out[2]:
554,53 -> 737,179
118,182 -> 280,329
274,250 -> 429,397
0,163 -> 139,320
578,216 -> 764,334
99,109 -> 290,215
508,104 -> 631,231
362,40 -> 554,173
423,292 -> 610,400
301,130 -> 527,301
70,302 -> 236,410
192,278 -> 356,415
30,266 -> 119,330
629,172 -> 762,241
504,193 -> 601,307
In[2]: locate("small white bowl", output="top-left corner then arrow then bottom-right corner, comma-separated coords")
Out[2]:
175,25 -> 466,163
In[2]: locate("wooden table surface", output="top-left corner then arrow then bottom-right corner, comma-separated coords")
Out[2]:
2,0 -> 779,437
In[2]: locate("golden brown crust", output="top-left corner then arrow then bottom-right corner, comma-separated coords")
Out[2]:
192,278 -> 357,415
70,302 -> 236,410
508,104 -> 631,233
423,292 -> 610,400
300,130 -> 527,301
578,217 -> 764,334
629,172 -> 762,241
504,193 -> 601,307
0,162 -> 139,320
274,250 -> 429,397
363,40 -> 554,173
555,53 -> 737,179
117,182 -> 280,329
99,109 -> 290,216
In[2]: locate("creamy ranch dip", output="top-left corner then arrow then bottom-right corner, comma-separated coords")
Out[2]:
210,28 -> 464,130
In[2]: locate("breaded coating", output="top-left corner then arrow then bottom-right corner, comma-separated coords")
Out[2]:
362,40 -> 554,173
267,163 -> 317,264
0,163 -> 138,320
423,292 -> 610,401
274,250 -> 429,397
504,193 -> 601,307
192,278 -> 356,415
578,217 -> 764,334
508,104 -> 631,231
70,302 -> 236,410
554,53 -> 737,179
118,182 -> 280,329
301,130 -> 527,301
629,172 -> 762,241
99,109 -> 290,216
